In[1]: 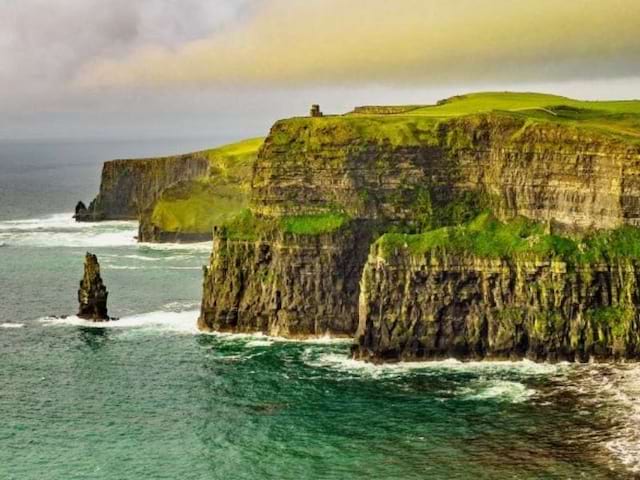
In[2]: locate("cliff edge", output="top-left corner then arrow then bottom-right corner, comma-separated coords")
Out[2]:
199,92 -> 640,362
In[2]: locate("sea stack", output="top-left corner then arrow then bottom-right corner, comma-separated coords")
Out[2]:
77,252 -> 109,321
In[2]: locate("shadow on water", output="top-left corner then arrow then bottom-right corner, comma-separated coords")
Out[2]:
76,326 -> 110,350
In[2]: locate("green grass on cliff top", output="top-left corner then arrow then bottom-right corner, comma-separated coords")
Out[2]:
151,180 -> 248,233
347,92 -> 640,141
281,212 -> 349,235
221,210 -> 350,239
204,137 -> 264,175
150,138 -> 263,233
377,211 -> 640,264
405,92 -> 640,117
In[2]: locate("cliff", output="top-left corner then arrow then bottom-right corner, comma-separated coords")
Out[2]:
80,152 -> 209,221
137,138 -> 262,242
353,221 -> 640,362
195,92 -> 640,361
199,219 -> 374,337
252,112 -> 640,231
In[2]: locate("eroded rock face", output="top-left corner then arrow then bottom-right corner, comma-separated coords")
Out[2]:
199,223 -> 374,337
77,153 -> 209,221
353,247 -> 640,362
199,113 -> 640,357
252,115 -> 640,232
78,253 -> 109,321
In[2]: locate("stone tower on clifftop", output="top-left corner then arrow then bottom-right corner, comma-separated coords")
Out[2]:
77,253 -> 109,321
310,104 -> 323,117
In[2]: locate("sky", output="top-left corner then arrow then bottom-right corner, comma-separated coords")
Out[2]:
1,0 -> 640,141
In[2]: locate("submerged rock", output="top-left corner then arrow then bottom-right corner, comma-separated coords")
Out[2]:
77,253 -> 109,321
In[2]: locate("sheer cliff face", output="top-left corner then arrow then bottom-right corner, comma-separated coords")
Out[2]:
252,115 -> 640,231
88,153 -> 209,220
199,223 -> 374,337
201,112 -> 640,360
354,248 -> 640,362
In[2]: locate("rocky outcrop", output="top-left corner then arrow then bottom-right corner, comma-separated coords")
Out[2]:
78,253 -> 109,321
73,201 -> 90,221
353,247 -> 640,362
198,222 -> 374,337
80,152 -> 209,221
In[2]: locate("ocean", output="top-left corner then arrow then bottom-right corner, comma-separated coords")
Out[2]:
1,139 -> 639,479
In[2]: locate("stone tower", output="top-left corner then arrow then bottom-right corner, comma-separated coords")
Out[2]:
310,104 -> 323,117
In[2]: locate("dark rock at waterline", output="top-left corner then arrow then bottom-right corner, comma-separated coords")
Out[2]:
77,253 -> 110,321
74,200 -> 104,222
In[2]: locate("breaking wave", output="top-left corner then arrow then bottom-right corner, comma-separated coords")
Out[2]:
40,309 -> 200,334
0,213 -> 137,248
0,213 -> 212,253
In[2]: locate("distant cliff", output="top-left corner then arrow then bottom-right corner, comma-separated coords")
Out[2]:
79,152 -> 209,221
77,138 -> 263,244
199,92 -> 640,362
137,138 -> 262,243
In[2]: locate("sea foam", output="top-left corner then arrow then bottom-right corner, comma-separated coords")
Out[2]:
40,309 -> 200,334
0,213 -> 137,248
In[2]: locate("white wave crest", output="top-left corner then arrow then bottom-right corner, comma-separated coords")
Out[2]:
245,339 -> 274,347
0,213 -> 137,247
460,380 -> 534,403
137,241 -> 211,252
603,366 -> 640,473
162,301 -> 201,313
303,351 -> 562,379
104,265 -> 201,271
40,310 -> 200,334
0,213 -> 213,251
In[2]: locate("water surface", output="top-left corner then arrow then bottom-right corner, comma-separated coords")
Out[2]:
1,140 -> 638,479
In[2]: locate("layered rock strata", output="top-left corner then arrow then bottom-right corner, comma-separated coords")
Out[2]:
198,223 -> 374,337
77,253 -> 109,321
199,112 -> 640,361
353,247 -> 640,362
79,153 -> 209,221
252,115 -> 640,232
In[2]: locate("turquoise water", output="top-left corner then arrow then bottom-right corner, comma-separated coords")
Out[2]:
1,141 -> 640,479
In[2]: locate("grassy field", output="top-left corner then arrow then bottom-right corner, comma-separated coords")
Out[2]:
149,138 -> 264,233
281,212 -> 349,235
406,92 -> 640,117
151,180 -> 249,233
205,137 -> 264,176
220,210 -> 351,240
348,91 -> 640,140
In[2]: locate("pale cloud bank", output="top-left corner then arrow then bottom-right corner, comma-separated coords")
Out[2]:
76,0 -> 640,89
1,0 -> 639,139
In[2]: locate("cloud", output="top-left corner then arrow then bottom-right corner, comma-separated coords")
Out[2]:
76,0 -> 640,90
0,0 -> 257,109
